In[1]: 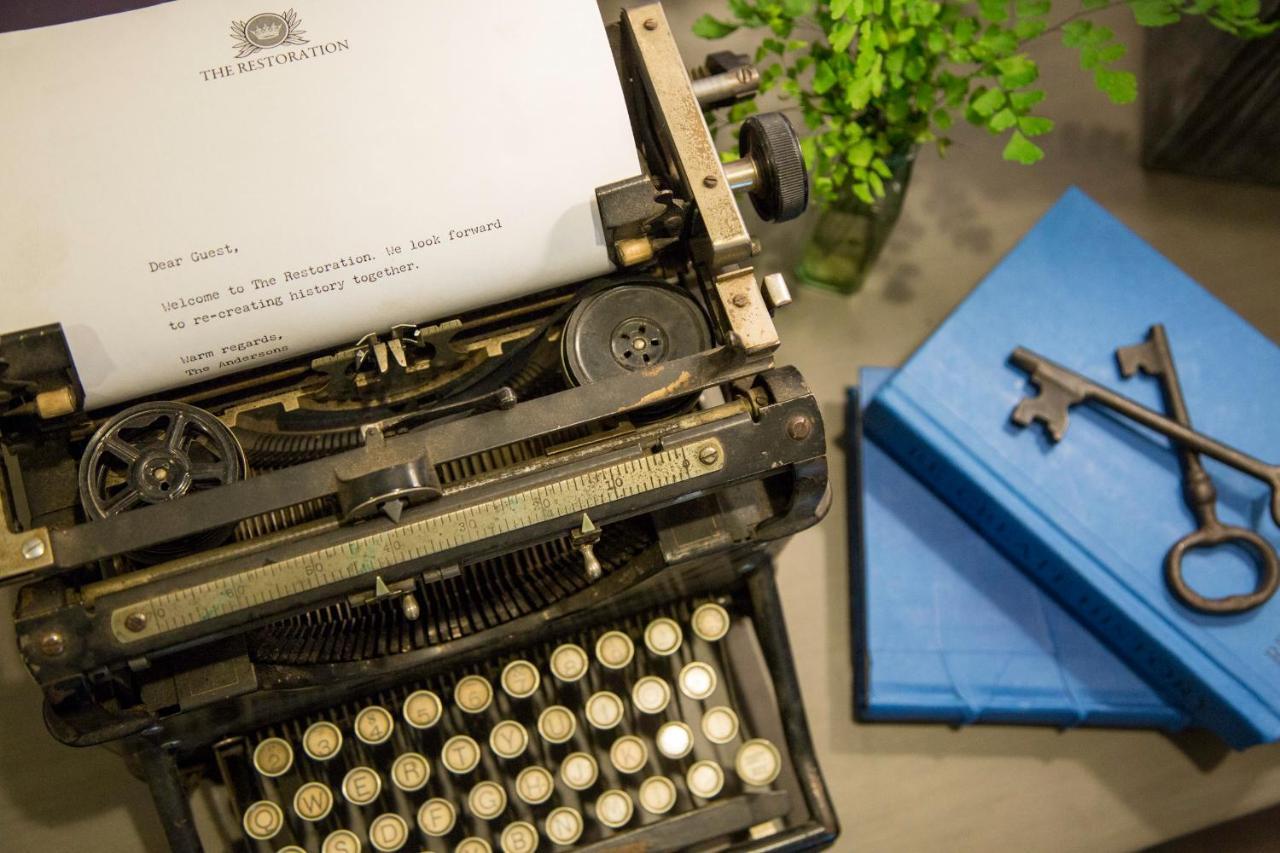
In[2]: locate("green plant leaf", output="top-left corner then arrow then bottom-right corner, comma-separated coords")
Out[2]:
813,60 -> 838,94
868,170 -> 886,197
1016,0 -> 1052,15
1017,115 -> 1054,136
850,137 -> 875,167
995,54 -> 1038,87
832,0 -> 855,17
1094,68 -> 1137,103
932,108 -> 953,129
853,182 -> 875,204
692,15 -> 738,39
729,99 -> 760,122
1080,41 -> 1125,70
970,87 -> 1007,116
1061,20 -> 1094,47
978,28 -> 1019,57
1130,0 -> 1182,26
1002,130 -> 1044,164
1015,19 -> 1047,39
989,107 -> 1018,131
1009,89 -> 1045,110
831,19 -> 858,51
979,0 -> 1009,23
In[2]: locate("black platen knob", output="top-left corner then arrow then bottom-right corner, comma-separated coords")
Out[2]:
738,113 -> 809,222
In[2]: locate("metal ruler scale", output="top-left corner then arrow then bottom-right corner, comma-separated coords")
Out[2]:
111,438 -> 725,643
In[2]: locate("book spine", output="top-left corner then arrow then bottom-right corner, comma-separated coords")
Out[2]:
865,389 -> 1263,747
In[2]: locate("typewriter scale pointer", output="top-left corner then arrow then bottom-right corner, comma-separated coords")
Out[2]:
0,6 -> 836,852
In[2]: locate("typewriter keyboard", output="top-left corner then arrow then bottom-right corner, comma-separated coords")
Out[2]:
218,600 -> 799,852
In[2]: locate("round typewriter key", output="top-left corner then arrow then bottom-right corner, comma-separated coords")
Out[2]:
354,705 -> 395,746
341,766 -> 382,806
585,690 -> 625,730
500,660 -> 541,699
391,751 -> 430,791
559,751 -> 599,791
701,706 -> 740,744
402,689 -> 443,729
368,813 -> 409,852
242,800 -> 283,841
490,719 -> 529,760
500,821 -> 539,853
638,775 -> 677,815
302,720 -> 343,761
252,737 -> 294,777
455,675 -> 494,714
686,759 -> 725,799
515,765 -> 555,805
609,734 -> 649,775
536,705 -> 576,744
735,738 -> 782,787
549,643 -> 589,683
643,617 -> 683,656
678,661 -> 718,701
293,781 -> 334,822
417,798 -> 458,837
442,734 -> 482,775
456,838 -> 492,853
691,602 -> 730,642
278,847 -> 306,853
631,675 -> 671,715
594,630 -> 635,670
595,789 -> 634,829
655,721 -> 694,760
322,828 -> 362,853
468,780 -> 508,821
544,806 -> 584,846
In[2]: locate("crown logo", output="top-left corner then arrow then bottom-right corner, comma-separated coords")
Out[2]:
230,9 -> 308,58
249,21 -> 283,41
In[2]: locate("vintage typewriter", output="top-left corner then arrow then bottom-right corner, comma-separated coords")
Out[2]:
0,5 -> 837,851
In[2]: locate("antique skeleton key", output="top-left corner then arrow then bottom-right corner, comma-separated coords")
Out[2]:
1009,346 -> 1280,531
1115,325 -> 1278,613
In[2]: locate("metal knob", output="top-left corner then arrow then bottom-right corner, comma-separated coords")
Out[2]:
738,113 -> 809,222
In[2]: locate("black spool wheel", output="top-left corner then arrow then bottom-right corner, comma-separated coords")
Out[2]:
561,284 -> 713,387
78,401 -> 246,559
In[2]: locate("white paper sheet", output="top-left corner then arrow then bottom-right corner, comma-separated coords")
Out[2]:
0,0 -> 638,408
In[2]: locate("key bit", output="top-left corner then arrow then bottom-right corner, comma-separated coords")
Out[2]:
1009,348 -> 1088,442
1115,337 -> 1165,380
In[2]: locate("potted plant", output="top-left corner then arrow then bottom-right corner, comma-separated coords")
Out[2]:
695,0 -> 1274,294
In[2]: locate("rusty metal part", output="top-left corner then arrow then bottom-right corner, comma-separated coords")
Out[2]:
621,4 -> 751,270
715,269 -> 780,355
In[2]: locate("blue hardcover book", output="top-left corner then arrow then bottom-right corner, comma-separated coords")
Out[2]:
851,369 -> 1185,728
865,189 -> 1280,748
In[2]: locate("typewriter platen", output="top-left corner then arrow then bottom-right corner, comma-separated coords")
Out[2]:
0,5 -> 837,851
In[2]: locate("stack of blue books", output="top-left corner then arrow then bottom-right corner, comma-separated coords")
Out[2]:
853,189 -> 1280,746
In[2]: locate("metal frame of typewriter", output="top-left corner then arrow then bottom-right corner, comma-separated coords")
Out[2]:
0,5 -> 838,851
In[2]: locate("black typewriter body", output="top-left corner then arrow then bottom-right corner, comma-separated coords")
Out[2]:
0,5 -> 838,851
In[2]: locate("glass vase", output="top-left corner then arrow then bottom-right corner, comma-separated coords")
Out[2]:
796,150 -> 916,295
